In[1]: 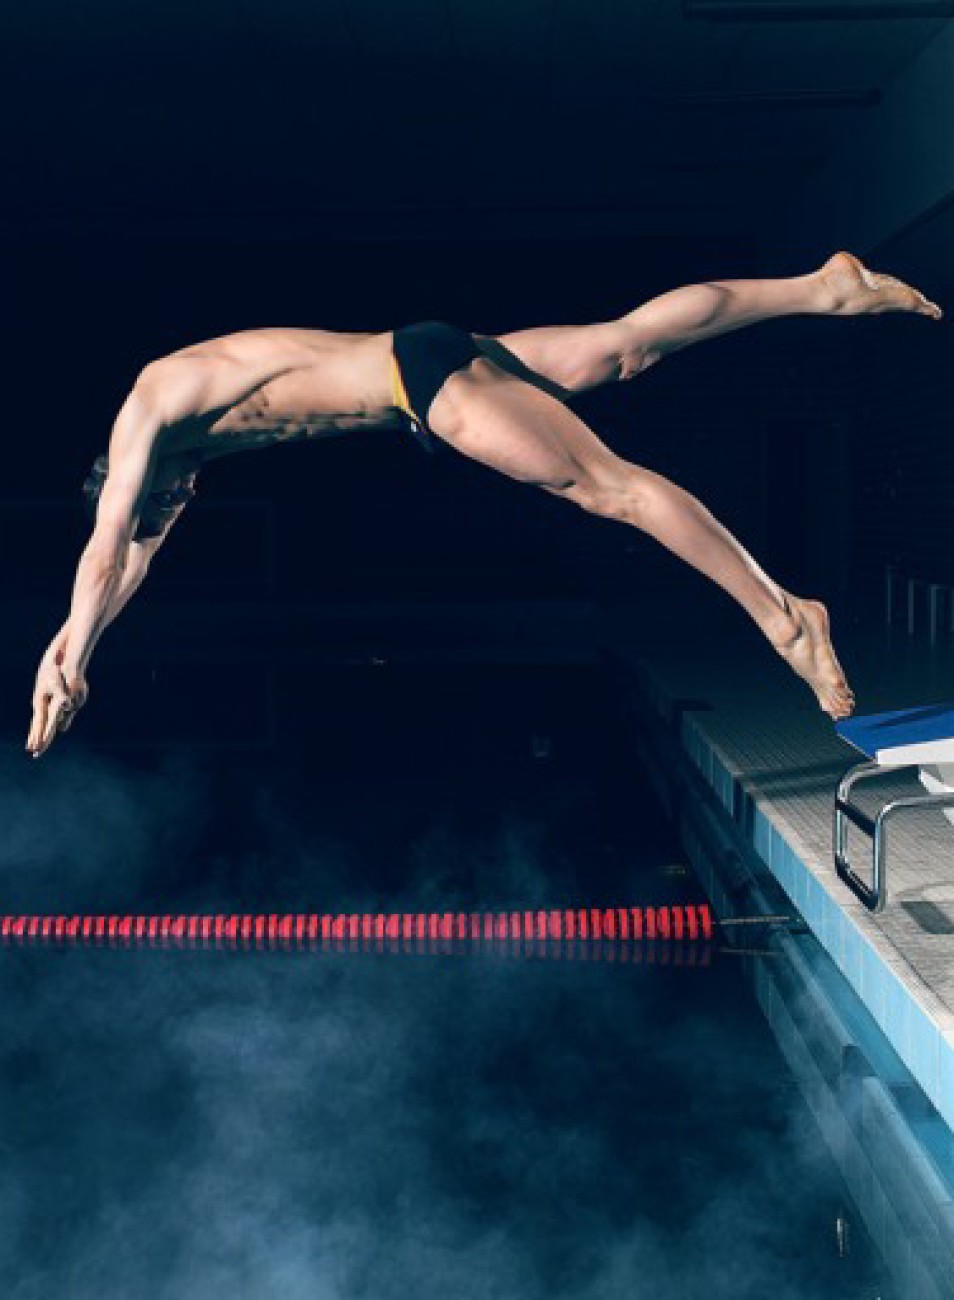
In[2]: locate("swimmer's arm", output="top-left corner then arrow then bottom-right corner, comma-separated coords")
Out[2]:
59,359 -> 212,687
59,398 -> 163,686
78,535 -> 165,656
43,537 -> 161,662
27,537 -> 167,757
104,536 -> 163,624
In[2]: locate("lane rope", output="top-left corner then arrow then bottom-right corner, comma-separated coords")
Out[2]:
0,904 -> 714,949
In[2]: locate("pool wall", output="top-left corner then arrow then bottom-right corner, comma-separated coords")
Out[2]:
626,657 -> 954,1134
619,662 -> 954,1297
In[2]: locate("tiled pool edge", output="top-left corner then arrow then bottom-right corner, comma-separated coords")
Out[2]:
634,659 -> 954,1136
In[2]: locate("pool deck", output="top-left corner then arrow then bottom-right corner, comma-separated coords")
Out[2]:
614,587 -> 954,1134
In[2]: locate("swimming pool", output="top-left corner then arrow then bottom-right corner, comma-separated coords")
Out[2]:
0,666 -> 930,1298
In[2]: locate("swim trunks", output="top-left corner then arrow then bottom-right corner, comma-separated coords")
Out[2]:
390,321 -> 483,453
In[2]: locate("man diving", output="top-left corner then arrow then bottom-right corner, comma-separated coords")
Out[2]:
26,251 -> 942,757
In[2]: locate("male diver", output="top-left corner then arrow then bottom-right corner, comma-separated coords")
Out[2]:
26,252 -> 942,757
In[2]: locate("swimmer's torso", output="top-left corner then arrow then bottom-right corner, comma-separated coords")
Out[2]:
147,319 -> 625,471
159,327 -> 405,460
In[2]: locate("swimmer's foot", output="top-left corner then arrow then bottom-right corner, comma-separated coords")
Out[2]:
817,250 -> 942,321
767,593 -> 855,721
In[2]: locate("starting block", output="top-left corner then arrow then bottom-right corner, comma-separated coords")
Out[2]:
834,703 -> 954,912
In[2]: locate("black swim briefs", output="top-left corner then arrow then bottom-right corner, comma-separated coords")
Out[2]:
390,320 -> 483,453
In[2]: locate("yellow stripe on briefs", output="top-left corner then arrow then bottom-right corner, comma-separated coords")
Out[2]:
390,354 -> 419,424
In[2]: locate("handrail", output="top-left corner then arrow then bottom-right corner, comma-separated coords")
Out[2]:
834,760 -> 954,912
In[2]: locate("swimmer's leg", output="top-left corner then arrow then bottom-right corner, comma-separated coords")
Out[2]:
615,251 -> 942,370
428,365 -> 854,719
485,253 -> 941,394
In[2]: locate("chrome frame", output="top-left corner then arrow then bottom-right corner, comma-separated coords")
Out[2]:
834,759 -> 954,912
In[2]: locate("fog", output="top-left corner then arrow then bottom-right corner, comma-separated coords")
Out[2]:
0,738 -> 888,1299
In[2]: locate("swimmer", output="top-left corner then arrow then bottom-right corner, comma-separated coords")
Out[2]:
26,251 -> 942,756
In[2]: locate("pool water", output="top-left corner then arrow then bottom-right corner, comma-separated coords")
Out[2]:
0,667 -> 895,1298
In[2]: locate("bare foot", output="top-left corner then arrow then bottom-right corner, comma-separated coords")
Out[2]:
769,593 -> 856,721
818,250 -> 942,320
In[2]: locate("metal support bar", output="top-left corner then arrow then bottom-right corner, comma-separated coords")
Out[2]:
834,760 -> 954,911
935,585 -> 951,644
888,567 -> 954,639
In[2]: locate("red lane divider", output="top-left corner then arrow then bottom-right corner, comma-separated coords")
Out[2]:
0,904 -> 712,950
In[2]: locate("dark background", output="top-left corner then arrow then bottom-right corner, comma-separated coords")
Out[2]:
0,14 -> 947,1295
2,0 -> 953,748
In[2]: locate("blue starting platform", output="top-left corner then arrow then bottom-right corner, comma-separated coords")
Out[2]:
837,701 -> 954,767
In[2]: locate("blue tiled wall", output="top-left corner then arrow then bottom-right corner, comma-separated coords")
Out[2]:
669,700 -> 954,1134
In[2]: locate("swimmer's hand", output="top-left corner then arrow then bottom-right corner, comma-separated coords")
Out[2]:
26,648 -> 88,759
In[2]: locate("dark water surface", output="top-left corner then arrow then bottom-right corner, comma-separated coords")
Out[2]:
0,668 -> 892,1298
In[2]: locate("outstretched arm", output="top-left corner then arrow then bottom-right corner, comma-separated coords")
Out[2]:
26,356 -> 217,758
26,535 -> 164,757
57,359 -> 219,688
58,390 -> 164,689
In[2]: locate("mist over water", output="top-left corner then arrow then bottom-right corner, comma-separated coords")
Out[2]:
0,736 -> 889,1299
0,743 -> 206,914
0,947 -> 881,1300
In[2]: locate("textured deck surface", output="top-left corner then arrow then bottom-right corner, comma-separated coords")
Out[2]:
613,584 -> 954,1130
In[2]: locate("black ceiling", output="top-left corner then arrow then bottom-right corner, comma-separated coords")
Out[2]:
3,0 -> 948,243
